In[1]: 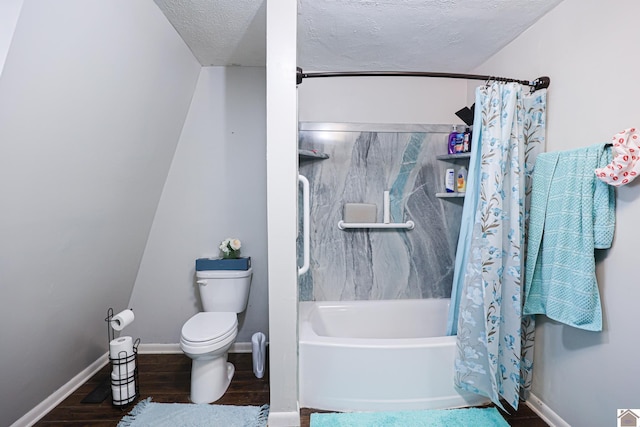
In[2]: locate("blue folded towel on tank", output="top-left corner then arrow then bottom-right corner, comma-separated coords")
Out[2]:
524,143 -> 615,331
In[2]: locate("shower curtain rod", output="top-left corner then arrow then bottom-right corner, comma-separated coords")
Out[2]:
296,67 -> 550,91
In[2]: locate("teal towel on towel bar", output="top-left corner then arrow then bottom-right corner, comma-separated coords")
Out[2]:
524,143 -> 615,331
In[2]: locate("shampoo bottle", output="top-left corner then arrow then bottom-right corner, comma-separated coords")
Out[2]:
457,166 -> 467,193
445,168 -> 455,193
447,125 -> 458,154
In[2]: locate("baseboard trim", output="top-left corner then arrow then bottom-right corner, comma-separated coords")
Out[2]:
137,342 -> 255,354
231,341 -> 253,353
267,410 -> 301,427
526,393 -> 571,427
136,343 -> 182,354
10,353 -> 109,427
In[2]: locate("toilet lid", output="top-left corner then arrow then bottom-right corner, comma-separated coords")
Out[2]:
181,312 -> 237,343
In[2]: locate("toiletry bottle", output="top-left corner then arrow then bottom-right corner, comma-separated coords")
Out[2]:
457,166 -> 467,193
463,127 -> 471,152
445,168 -> 455,193
448,125 -> 458,154
454,130 -> 464,153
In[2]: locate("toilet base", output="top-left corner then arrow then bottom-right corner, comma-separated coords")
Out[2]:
189,354 -> 235,404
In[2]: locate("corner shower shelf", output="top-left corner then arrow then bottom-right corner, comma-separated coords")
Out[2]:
338,220 -> 415,230
436,152 -> 471,160
435,192 -> 466,198
299,149 -> 329,160
436,152 -> 470,199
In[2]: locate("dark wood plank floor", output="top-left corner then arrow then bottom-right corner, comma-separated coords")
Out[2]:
36,353 -> 547,426
35,353 -> 268,426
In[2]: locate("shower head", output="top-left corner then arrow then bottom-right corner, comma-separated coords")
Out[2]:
455,104 -> 475,126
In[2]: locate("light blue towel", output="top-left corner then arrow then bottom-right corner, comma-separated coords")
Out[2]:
524,143 -> 615,331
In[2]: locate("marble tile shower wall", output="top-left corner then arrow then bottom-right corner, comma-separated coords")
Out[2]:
298,124 -> 464,302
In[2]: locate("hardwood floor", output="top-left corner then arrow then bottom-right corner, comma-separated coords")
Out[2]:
36,353 -> 548,426
35,353 -> 268,426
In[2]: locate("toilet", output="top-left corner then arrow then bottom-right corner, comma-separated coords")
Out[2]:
180,267 -> 253,404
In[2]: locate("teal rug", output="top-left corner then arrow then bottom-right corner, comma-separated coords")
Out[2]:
310,407 -> 509,427
118,398 -> 269,427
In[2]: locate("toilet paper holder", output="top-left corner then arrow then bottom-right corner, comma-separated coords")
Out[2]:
105,308 -> 140,407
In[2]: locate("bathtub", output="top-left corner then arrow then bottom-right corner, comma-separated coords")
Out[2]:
298,299 -> 489,412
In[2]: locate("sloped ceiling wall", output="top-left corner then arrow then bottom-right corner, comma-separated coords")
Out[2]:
0,1 -> 200,424
0,0 -> 23,74
154,0 -> 266,67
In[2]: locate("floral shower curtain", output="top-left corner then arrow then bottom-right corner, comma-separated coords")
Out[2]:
447,82 -> 547,410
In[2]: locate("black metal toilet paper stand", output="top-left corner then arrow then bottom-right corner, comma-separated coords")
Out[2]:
106,308 -> 140,407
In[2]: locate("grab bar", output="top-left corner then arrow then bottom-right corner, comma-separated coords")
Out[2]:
298,174 -> 310,276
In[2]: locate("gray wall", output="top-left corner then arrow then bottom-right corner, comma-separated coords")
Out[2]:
127,66 -> 268,344
475,1 -> 640,425
0,1 -> 200,425
298,125 -> 464,301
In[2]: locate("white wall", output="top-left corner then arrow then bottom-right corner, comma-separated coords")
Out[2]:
474,1 -> 640,425
266,0 -> 300,425
298,76 -> 468,125
0,1 -> 200,425
127,66 -> 268,344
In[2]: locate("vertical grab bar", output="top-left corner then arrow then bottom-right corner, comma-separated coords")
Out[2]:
298,174 -> 310,276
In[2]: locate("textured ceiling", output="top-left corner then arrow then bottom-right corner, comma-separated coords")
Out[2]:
154,0 -> 267,67
155,0 -> 563,72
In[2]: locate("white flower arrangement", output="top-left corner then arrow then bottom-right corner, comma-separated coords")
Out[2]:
219,237 -> 242,259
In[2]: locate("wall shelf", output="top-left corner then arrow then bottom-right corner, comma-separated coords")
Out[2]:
436,192 -> 465,198
338,220 -> 415,230
436,152 -> 469,198
436,153 -> 471,160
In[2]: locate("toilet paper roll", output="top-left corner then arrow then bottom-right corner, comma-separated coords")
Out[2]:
111,380 -> 136,405
111,357 -> 136,377
110,309 -> 134,331
111,370 -> 135,382
109,336 -> 133,360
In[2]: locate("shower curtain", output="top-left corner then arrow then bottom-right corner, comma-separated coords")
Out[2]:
446,82 -> 547,410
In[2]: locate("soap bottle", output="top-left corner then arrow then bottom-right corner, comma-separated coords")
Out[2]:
457,166 -> 467,193
447,125 -> 458,154
454,130 -> 464,153
445,168 -> 455,193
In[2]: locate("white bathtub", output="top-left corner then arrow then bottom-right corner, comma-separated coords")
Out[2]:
298,299 -> 489,412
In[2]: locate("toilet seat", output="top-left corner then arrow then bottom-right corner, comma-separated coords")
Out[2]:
181,312 -> 237,346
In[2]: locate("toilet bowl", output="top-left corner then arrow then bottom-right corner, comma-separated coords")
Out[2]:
180,267 -> 252,404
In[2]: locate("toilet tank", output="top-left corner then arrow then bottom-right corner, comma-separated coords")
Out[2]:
196,268 -> 253,313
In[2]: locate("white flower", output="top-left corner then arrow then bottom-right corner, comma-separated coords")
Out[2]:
230,239 -> 241,250
219,237 -> 241,258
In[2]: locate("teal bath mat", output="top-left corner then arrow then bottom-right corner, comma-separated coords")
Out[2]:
310,407 -> 509,427
118,398 -> 268,427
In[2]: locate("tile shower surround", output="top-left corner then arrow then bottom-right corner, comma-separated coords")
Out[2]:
298,123 -> 464,302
